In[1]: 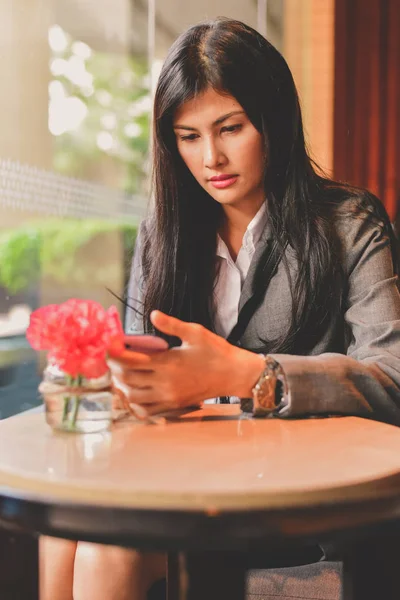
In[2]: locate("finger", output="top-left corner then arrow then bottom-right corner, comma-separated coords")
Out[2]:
126,386 -> 173,406
111,376 -> 158,406
111,377 -> 134,413
117,370 -> 154,389
128,402 -> 154,420
132,402 -> 176,417
141,403 -> 202,417
112,386 -> 127,411
108,352 -> 153,372
150,310 -> 204,345
110,348 -> 153,365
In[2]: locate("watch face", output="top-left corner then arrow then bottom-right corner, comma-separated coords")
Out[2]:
252,368 -> 278,415
243,356 -> 284,417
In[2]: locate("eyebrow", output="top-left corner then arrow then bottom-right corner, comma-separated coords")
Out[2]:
173,110 -> 245,131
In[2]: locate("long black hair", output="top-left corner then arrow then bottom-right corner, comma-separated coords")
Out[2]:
138,17 -> 398,354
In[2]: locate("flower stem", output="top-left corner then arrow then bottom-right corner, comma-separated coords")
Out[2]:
62,397 -> 70,423
70,395 -> 81,429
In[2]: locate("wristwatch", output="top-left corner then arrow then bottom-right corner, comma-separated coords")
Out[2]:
240,355 -> 288,417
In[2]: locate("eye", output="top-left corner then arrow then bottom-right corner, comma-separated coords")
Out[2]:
221,124 -> 242,134
179,133 -> 199,142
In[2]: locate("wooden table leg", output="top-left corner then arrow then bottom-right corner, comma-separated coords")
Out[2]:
342,531 -> 400,600
178,551 -> 247,600
167,553 -> 180,600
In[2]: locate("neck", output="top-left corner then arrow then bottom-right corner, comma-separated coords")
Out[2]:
219,197 -> 265,261
221,197 -> 265,238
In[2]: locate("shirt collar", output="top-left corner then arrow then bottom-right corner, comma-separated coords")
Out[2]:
216,202 -> 269,259
244,201 -> 268,249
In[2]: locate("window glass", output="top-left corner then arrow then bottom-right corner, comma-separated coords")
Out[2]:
0,0 -> 149,417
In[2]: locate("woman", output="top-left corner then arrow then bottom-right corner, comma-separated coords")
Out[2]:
41,17 -> 400,600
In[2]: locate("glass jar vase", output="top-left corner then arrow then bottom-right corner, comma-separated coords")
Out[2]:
39,363 -> 115,433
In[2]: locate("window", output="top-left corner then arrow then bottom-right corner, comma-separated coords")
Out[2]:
0,0 -> 150,417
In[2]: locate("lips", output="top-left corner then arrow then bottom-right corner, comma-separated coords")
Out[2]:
209,174 -> 239,189
209,174 -> 238,181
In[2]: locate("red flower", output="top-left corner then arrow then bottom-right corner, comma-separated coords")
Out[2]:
104,305 -> 125,356
26,304 -> 61,350
26,299 -> 125,379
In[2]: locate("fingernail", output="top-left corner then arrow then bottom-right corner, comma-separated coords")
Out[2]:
129,403 -> 149,420
129,403 -> 166,425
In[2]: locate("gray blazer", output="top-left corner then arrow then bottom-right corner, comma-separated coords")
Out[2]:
126,199 -> 400,425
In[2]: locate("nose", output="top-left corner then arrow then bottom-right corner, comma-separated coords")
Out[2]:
203,136 -> 225,169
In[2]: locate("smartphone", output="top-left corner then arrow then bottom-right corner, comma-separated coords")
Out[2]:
124,334 -> 169,354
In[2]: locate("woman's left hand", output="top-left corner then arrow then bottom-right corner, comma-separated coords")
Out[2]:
108,310 -> 264,416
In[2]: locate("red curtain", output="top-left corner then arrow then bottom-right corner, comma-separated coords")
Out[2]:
334,0 -> 400,222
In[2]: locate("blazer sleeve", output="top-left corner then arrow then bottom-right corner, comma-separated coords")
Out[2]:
125,221 -> 147,334
270,217 -> 400,425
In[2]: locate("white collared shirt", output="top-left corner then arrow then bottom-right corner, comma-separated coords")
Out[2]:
213,202 -> 268,338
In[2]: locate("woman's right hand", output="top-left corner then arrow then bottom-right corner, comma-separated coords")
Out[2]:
108,311 -> 264,418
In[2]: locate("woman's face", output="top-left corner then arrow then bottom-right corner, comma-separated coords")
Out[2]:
173,88 -> 265,212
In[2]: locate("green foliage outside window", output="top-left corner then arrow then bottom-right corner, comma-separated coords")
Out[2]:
0,28 -> 148,297
50,26 -> 151,195
0,220 -> 138,295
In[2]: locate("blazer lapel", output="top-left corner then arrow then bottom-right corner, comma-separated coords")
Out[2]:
238,225 -> 273,312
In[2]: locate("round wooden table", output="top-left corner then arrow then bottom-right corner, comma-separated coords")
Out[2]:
1,405 -> 400,599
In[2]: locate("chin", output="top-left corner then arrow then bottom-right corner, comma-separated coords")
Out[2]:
207,190 -> 242,206
212,198 -> 240,207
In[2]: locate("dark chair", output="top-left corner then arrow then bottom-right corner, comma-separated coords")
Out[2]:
147,561 -> 341,600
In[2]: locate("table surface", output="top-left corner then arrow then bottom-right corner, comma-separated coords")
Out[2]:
1,406 -> 400,512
